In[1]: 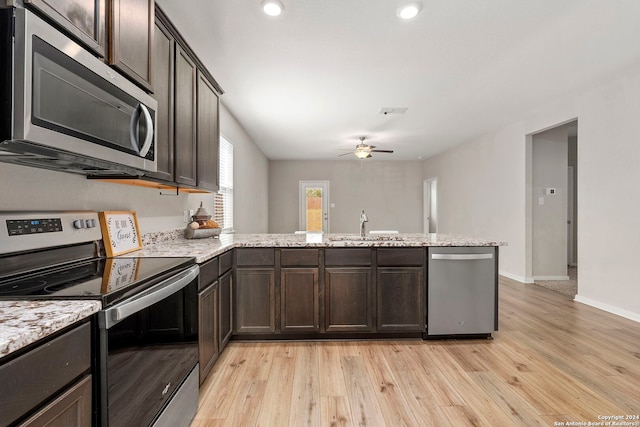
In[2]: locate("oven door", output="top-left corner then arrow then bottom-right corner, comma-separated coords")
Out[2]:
97,265 -> 199,427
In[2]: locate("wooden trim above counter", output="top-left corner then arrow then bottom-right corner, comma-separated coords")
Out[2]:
89,177 -> 212,194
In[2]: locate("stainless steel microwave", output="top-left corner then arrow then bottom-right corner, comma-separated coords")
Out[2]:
0,8 -> 157,176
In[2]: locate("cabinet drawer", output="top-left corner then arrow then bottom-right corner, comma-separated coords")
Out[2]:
325,248 -> 371,266
0,322 -> 91,427
218,250 -> 233,275
235,248 -> 275,266
377,248 -> 425,266
280,249 -> 319,267
199,257 -> 219,290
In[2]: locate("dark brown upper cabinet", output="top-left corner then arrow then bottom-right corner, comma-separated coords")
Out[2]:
144,5 -> 223,191
173,44 -> 198,187
108,0 -> 154,91
146,16 -> 174,182
24,0 -> 107,56
196,70 -> 220,192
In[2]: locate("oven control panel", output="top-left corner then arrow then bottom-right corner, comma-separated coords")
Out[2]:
0,211 -> 102,255
6,218 -> 63,236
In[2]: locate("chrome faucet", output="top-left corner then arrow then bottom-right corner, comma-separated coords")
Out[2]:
359,210 -> 368,237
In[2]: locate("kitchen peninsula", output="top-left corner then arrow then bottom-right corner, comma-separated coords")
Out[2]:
130,232 -> 505,342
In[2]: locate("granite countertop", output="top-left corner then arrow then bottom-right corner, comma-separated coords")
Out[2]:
0,300 -> 101,359
0,231 -> 505,360
128,232 -> 507,264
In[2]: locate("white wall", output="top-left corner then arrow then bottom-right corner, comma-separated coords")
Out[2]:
0,162 -> 213,234
422,122 -> 528,282
532,125 -> 568,279
220,104 -> 269,233
422,60 -> 640,322
269,160 -> 423,234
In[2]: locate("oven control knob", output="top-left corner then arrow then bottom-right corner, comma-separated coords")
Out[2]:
86,219 -> 96,228
73,219 -> 86,229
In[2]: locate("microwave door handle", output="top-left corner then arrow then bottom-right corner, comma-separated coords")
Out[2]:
138,104 -> 154,157
129,104 -> 154,156
129,105 -> 142,154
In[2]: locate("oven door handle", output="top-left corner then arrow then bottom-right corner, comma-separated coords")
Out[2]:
103,265 -> 199,329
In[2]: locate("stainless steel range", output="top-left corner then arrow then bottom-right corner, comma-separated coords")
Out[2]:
0,211 -> 199,427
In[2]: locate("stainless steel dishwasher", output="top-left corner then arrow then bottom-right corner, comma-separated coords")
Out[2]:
427,246 -> 498,337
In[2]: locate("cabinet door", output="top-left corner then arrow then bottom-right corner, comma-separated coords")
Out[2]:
146,18 -> 174,182
20,375 -> 92,427
108,0 -> 153,91
218,270 -> 233,349
324,268 -> 373,332
198,281 -> 219,383
25,0 -> 106,56
281,268 -> 319,332
174,44 -> 197,187
196,71 -> 220,192
377,267 -> 425,332
234,269 -> 275,334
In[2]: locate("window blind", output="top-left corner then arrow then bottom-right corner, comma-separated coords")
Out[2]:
214,137 -> 233,231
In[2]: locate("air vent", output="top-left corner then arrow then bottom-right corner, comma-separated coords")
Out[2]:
378,107 -> 408,115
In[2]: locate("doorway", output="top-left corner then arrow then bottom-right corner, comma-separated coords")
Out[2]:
299,181 -> 329,233
423,178 -> 438,233
527,120 -> 578,297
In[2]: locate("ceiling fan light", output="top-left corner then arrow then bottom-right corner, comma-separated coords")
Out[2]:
397,2 -> 422,20
261,0 -> 284,16
355,150 -> 370,159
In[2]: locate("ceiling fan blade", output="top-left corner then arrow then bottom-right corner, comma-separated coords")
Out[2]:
368,145 -> 376,149
371,149 -> 394,153
337,152 -> 354,157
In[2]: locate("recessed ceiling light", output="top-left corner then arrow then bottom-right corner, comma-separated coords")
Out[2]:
261,0 -> 284,16
397,2 -> 422,20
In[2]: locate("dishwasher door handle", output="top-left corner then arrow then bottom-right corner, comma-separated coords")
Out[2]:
431,253 -> 494,261
103,264 -> 199,329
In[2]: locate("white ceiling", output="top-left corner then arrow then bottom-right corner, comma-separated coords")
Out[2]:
155,0 -> 640,161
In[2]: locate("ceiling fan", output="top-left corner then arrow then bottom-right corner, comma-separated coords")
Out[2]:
338,136 -> 394,159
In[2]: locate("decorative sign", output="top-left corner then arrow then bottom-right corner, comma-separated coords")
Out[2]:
101,258 -> 140,293
98,211 -> 142,257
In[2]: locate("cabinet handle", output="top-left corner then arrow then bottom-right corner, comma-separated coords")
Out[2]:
431,253 -> 493,261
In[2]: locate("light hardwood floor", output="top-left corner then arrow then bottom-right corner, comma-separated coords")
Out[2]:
192,277 -> 640,426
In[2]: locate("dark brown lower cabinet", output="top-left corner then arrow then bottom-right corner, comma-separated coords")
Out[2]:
324,268 -> 374,332
0,322 -> 92,427
234,269 -> 276,334
280,268 -> 319,332
198,281 -> 219,384
20,375 -> 92,427
377,267 -> 425,331
218,270 -> 233,349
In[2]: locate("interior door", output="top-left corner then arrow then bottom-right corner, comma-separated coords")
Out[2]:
423,178 -> 438,233
299,181 -> 329,233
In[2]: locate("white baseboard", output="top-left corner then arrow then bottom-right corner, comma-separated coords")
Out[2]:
499,271 -> 534,284
533,275 -> 570,281
574,295 -> 640,324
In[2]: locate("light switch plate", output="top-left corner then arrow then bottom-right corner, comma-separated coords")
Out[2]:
538,197 -> 545,205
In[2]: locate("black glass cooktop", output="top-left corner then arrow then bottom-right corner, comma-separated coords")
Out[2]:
0,256 -> 195,306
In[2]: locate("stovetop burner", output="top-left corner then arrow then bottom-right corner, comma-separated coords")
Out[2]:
0,211 -> 198,306
0,256 -> 195,306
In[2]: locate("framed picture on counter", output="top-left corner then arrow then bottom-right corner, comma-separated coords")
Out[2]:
98,211 -> 142,257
